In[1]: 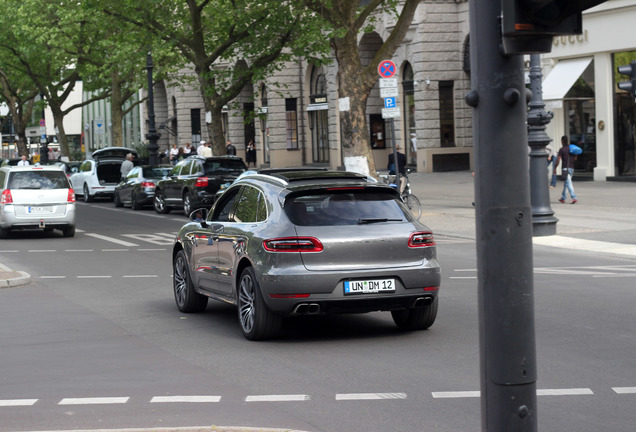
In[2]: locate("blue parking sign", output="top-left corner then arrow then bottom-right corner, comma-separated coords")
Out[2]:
384,97 -> 396,108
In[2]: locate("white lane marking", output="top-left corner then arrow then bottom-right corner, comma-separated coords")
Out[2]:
432,388 -> 593,399
77,276 -> 112,279
122,234 -> 174,245
432,391 -> 480,399
449,276 -> 477,280
40,276 -> 66,279
28,250 -> 56,253
84,233 -> 138,247
151,396 -> 221,403
0,399 -> 38,406
246,394 -> 310,402
0,250 -> 20,253
612,387 -> 636,394
533,235 -> 636,257
123,275 -> 158,278
58,397 -> 129,405
138,248 -> 167,251
335,393 -> 406,401
102,249 -> 130,252
65,249 -> 94,252
537,388 -> 593,396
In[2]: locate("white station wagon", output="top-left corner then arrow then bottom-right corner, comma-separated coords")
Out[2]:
0,165 -> 76,238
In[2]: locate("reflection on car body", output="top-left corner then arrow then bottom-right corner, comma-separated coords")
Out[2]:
114,165 -> 172,210
172,170 -> 441,340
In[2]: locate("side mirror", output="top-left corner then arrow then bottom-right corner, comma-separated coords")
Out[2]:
190,208 -> 209,226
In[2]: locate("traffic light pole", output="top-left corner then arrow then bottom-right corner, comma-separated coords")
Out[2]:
467,0 -> 537,430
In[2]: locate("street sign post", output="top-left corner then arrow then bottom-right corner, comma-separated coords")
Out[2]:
379,59 -> 400,187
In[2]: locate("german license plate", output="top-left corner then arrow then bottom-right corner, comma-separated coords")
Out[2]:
344,279 -> 395,295
27,206 -> 53,214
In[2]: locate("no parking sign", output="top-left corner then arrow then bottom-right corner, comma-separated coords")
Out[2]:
378,60 -> 397,79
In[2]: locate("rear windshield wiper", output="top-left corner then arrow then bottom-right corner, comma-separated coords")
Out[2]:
357,218 -> 402,224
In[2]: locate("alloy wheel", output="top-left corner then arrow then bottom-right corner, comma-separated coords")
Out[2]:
238,273 -> 256,334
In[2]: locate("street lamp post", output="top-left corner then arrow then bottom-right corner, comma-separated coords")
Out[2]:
145,52 -> 161,167
527,54 -> 558,236
40,94 -> 48,163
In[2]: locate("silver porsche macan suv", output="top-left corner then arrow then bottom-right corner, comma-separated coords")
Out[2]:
172,170 -> 441,340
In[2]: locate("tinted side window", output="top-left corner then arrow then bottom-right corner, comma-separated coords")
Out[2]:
212,187 -> 241,222
233,186 -> 261,223
256,192 -> 267,222
127,167 -> 139,179
80,161 -> 92,172
170,163 -> 182,176
0,171 -> 6,188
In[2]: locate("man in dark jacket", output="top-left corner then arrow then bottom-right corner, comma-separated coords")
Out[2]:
226,140 -> 237,156
387,145 -> 407,193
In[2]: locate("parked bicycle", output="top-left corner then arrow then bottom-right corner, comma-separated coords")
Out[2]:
377,171 -> 422,220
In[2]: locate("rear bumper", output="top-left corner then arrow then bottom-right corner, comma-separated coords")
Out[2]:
0,204 -> 76,229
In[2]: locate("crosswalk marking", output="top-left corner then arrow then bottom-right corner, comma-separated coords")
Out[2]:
84,233 -> 139,247
122,233 -> 174,245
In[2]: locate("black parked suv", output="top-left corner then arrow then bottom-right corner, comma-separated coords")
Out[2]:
154,155 -> 247,214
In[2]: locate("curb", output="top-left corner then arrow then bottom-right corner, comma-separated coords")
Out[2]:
0,263 -> 32,288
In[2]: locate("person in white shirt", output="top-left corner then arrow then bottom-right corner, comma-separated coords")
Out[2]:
200,141 -> 213,158
197,140 -> 206,156
169,144 -> 179,165
17,155 -> 30,166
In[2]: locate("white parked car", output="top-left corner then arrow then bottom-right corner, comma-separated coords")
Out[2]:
0,165 -> 76,238
70,147 -> 137,202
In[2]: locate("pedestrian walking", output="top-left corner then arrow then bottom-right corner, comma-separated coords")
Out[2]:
200,141 -> 213,158
246,139 -> 256,167
226,140 -> 237,156
554,135 -> 578,204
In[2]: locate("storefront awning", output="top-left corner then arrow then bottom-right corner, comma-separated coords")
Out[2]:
542,57 -> 593,101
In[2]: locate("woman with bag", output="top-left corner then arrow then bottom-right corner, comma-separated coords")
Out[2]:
553,136 -> 578,204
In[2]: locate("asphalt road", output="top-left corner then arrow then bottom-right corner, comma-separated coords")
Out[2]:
0,199 -> 635,432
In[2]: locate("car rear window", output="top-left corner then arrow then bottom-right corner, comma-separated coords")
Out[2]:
285,189 -> 406,226
8,170 -> 70,189
142,167 -> 171,178
204,159 -> 247,174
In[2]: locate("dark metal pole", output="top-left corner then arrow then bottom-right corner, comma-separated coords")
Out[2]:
528,54 -> 558,236
145,52 -> 161,167
40,94 -> 48,163
466,0 -> 537,430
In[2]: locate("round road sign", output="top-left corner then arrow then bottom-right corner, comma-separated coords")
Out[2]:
378,60 -> 397,78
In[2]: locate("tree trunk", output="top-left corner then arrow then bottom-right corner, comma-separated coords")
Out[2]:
49,103 -> 71,157
110,71 -> 124,147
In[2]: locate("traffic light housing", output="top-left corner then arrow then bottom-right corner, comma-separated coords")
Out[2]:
501,0 -> 608,55
617,61 -> 636,97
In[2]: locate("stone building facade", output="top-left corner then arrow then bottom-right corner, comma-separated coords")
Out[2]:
146,1 -> 474,173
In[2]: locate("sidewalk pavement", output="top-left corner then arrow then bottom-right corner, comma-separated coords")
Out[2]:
408,170 -> 636,257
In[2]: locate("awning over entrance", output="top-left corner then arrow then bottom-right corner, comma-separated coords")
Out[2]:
542,57 -> 593,101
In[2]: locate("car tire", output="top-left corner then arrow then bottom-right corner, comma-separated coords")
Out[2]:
131,193 -> 141,210
173,250 -> 208,313
183,192 -> 193,215
391,297 -> 438,331
113,191 -> 123,207
154,190 -> 170,214
237,266 -> 282,340
62,225 -> 76,238
83,184 -> 93,202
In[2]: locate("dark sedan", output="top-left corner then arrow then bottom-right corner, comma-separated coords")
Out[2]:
154,155 -> 247,215
114,165 -> 172,210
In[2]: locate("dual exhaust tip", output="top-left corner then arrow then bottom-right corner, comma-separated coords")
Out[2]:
293,303 -> 321,315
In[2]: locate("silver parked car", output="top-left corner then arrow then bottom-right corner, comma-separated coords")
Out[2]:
0,165 -> 76,238
172,170 -> 441,340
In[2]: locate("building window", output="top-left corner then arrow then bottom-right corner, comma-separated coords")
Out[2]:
191,109 -> 201,144
286,98 -> 298,150
439,81 -> 455,147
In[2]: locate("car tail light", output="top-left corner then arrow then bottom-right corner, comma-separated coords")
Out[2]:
263,237 -> 323,253
141,181 -> 155,188
423,286 -> 439,291
1,189 -> 13,204
408,231 -> 435,247
67,189 -> 76,203
195,177 -> 209,187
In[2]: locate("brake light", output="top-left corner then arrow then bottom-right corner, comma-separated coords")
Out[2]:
141,181 -> 156,188
1,189 -> 12,204
67,188 -> 76,203
263,237 -> 323,253
195,177 -> 209,187
408,231 -> 435,247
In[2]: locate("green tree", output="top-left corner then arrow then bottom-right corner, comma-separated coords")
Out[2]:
302,0 -> 422,175
102,0 -> 330,155
0,68 -> 40,158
